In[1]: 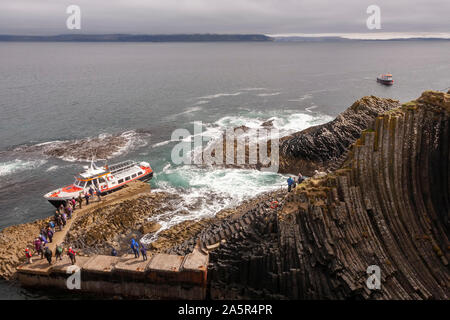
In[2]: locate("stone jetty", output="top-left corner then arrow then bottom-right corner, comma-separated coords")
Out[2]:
16,247 -> 208,299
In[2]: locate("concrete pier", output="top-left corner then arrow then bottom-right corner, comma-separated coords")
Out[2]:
16,248 -> 208,299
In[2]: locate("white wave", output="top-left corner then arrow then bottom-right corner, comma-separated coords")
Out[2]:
305,105 -> 318,113
197,92 -> 242,100
241,88 -> 267,91
45,165 -> 59,172
152,140 -> 172,148
0,159 -> 47,177
178,106 -> 203,115
257,92 -> 281,97
141,166 -> 288,244
140,111 -> 334,244
195,100 -> 210,105
288,94 -> 313,102
108,130 -> 150,160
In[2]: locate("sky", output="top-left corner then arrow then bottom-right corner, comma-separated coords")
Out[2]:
0,0 -> 449,35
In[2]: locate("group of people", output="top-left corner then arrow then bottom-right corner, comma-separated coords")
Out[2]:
23,185 -> 104,266
109,239 -> 148,261
78,186 -> 102,207
287,172 -> 306,192
26,240 -> 77,266
130,238 -> 148,261
24,196 -> 84,265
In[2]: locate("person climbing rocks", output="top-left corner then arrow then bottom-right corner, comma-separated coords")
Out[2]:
130,238 -> 140,258
58,204 -> 64,214
25,247 -> 33,264
111,248 -> 117,256
71,197 -> 76,210
140,243 -> 148,261
298,172 -> 305,184
55,244 -> 64,261
89,186 -> 94,198
77,192 -> 83,209
67,247 -> 76,265
85,192 -> 90,205
287,177 -> 294,192
44,246 -> 52,265
46,227 -> 54,243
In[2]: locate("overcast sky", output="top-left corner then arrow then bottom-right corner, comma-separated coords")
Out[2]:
0,0 -> 448,35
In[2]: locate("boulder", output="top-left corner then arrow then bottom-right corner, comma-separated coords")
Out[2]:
140,221 -> 162,234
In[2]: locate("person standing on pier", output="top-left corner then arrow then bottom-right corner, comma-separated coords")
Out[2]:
131,238 -> 140,258
44,247 -> 52,265
46,227 -> 53,243
77,192 -> 83,209
140,243 -> 148,261
71,197 -> 76,210
56,214 -> 63,231
25,247 -> 33,264
66,205 -> 73,219
55,244 -> 63,261
95,187 -> 101,202
67,247 -> 76,265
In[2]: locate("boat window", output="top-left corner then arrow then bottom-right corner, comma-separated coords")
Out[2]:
138,171 -> 143,175
75,180 -> 86,188
118,179 -> 124,184
125,176 -> 130,181
86,180 -> 92,188
98,177 -> 106,184
131,173 -> 137,178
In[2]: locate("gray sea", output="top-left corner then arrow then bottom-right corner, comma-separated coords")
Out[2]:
0,40 -> 449,298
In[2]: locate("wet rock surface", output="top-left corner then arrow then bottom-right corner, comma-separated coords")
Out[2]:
8,129 -> 151,161
278,96 -> 400,175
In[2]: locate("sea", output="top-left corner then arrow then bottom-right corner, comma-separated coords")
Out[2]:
0,40 -> 449,298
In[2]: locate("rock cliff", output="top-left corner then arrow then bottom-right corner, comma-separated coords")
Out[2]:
202,90 -> 449,299
279,96 -> 400,175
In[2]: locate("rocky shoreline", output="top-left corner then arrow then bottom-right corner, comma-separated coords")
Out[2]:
1,90 -> 448,300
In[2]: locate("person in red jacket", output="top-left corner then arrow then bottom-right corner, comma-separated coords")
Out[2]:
67,247 -> 76,265
25,247 -> 33,264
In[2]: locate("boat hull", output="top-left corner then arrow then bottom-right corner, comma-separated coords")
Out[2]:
377,78 -> 394,85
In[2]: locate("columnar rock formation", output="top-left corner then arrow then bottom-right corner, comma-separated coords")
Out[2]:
279,96 -> 400,175
205,91 -> 449,299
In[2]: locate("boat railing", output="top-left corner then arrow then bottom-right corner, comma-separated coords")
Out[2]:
108,160 -> 136,174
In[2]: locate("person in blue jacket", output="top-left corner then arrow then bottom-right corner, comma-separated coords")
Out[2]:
131,238 -> 140,258
287,177 -> 294,192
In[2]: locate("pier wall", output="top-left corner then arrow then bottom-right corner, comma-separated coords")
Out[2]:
16,248 -> 208,299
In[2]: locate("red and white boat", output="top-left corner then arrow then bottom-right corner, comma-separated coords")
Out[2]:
44,159 -> 153,208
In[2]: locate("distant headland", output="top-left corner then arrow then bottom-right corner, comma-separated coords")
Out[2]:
1,32 -> 449,42
0,34 -> 273,42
